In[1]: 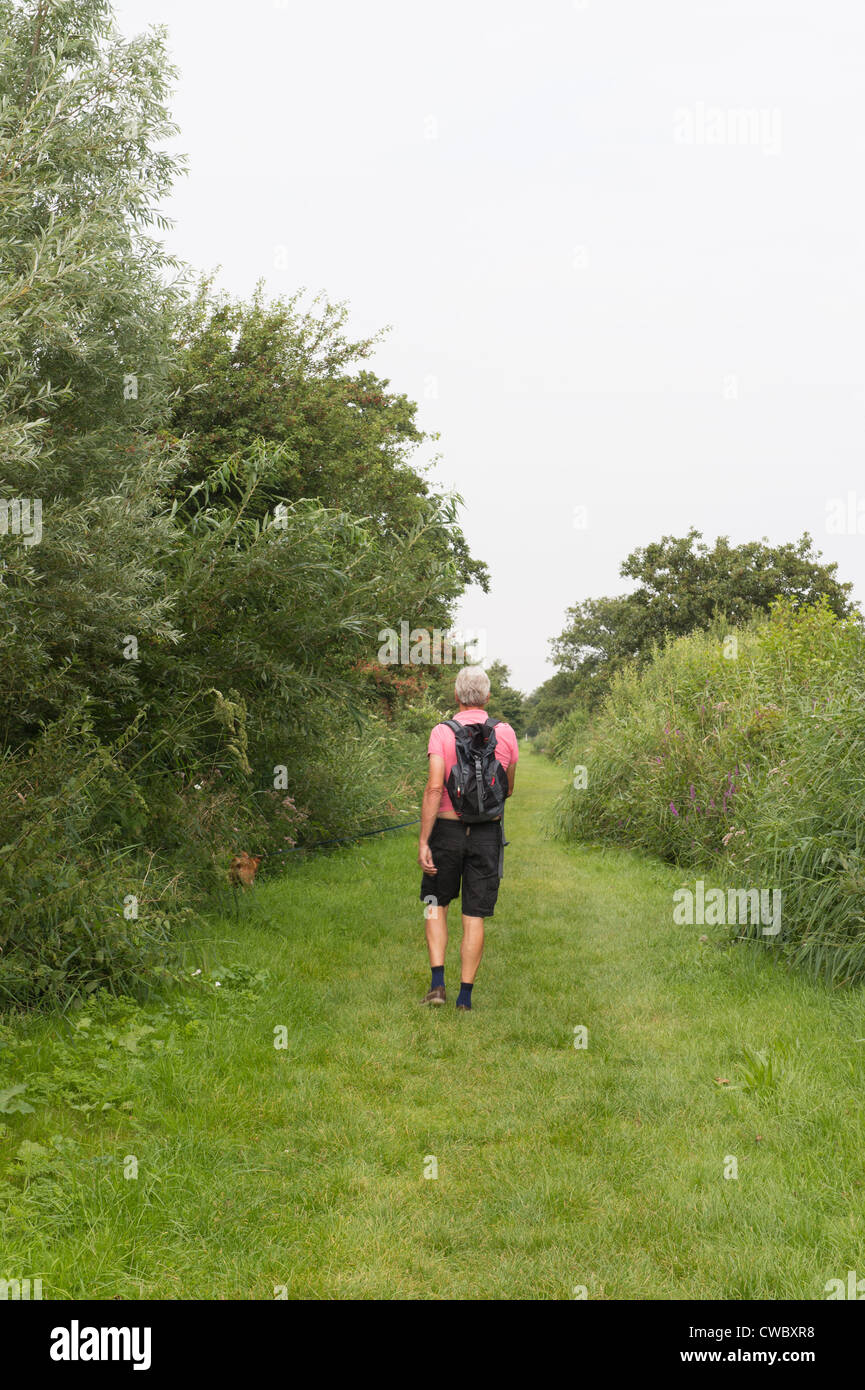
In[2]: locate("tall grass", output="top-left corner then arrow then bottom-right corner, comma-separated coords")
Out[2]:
551,599 -> 865,985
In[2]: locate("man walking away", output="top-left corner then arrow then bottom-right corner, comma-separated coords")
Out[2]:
418,665 -> 518,1011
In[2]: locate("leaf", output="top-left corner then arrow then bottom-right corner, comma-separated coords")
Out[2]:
116,1024 -> 156,1053
0,1084 -> 35,1114
15,1140 -> 50,1161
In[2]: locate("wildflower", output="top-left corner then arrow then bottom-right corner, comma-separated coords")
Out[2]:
669,802 -> 679,816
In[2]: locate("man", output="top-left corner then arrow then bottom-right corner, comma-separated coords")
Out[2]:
418,665 -> 518,1011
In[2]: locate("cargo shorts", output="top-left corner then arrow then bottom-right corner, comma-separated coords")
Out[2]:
419,818 -> 504,919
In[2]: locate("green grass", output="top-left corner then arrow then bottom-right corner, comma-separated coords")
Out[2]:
2,754 -> 865,1299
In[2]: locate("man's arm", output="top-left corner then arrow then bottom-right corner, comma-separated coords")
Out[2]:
419,754 -> 445,872
505,725 -> 518,797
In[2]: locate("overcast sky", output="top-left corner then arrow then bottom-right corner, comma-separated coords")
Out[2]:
115,0 -> 865,692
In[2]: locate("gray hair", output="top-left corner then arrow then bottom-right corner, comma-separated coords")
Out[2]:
454,665 -> 490,707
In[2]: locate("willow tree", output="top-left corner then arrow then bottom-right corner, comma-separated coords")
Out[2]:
0,0 -> 189,1004
0,0 -> 186,742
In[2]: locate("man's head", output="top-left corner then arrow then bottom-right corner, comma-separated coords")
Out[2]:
454,665 -> 490,710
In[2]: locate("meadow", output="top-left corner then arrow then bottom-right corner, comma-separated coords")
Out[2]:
2,755 -> 863,1300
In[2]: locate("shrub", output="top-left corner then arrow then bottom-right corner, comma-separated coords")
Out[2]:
551,600 -> 865,985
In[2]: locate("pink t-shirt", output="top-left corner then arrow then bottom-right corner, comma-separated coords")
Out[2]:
427,708 -> 519,816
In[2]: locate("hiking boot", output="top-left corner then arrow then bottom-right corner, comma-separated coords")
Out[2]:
456,1003 -> 471,1012
420,985 -> 446,1006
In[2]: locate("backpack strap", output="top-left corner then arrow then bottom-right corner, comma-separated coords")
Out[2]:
439,718 -> 497,744
484,716 -> 501,747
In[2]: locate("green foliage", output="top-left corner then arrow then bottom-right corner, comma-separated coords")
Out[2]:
0,711 -> 193,1008
483,660 -> 526,736
0,1084 -> 35,1114
0,0 -> 186,747
0,0 -> 485,1006
731,1046 -> 784,1094
550,529 -> 856,712
523,670 -> 581,737
551,599 -> 865,985
166,280 -> 489,595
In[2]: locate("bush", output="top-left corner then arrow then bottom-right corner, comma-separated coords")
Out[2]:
551,600 -> 865,985
0,714 -> 188,1010
0,0 -> 480,1008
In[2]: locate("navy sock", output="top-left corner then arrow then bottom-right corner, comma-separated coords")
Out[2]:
456,981 -> 474,1008
431,965 -> 445,990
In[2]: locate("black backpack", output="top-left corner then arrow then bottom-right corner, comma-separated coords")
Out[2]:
442,717 -> 508,823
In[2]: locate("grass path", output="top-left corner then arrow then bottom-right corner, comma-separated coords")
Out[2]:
2,754 -> 865,1299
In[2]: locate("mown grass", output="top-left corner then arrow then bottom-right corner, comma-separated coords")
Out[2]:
1,754 -> 864,1299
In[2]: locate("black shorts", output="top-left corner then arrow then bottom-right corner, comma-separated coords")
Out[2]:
419,819 -> 503,919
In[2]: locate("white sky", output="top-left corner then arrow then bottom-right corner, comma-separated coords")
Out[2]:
115,0 -> 865,692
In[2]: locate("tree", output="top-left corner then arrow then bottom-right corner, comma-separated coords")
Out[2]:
522,670 -> 581,736
0,0 -> 191,1004
166,281 -> 489,596
551,530 -> 856,708
0,0 -> 186,744
484,660 -> 526,736
0,0 -> 490,1004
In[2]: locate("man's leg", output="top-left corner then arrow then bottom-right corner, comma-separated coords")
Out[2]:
457,824 -> 500,1010
460,915 -> 484,981
420,902 -> 448,1004
456,915 -> 484,1009
425,903 -> 448,971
